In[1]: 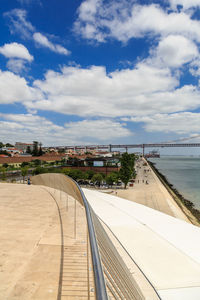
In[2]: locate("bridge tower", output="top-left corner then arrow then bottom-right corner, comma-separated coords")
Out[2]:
142,144 -> 145,156
109,144 -> 112,152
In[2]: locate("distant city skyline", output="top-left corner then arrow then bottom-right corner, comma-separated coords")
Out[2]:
1,0 -> 200,155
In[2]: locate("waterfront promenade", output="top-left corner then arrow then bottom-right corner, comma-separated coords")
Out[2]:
116,158 -> 193,224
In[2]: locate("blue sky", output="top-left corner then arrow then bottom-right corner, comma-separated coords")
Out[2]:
1,0 -> 200,150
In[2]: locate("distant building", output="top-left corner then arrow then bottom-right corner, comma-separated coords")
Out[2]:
15,142 -> 34,152
95,151 -> 112,157
2,147 -> 21,156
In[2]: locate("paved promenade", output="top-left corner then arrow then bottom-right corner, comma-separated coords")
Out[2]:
116,158 -> 190,223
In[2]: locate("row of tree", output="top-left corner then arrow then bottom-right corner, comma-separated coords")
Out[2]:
0,142 -> 14,148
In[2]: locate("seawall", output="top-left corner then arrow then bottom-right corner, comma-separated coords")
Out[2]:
147,159 -> 200,226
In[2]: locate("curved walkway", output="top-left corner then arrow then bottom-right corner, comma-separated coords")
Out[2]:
0,183 -> 94,300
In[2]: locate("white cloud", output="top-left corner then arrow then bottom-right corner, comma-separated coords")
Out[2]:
25,63 -> 200,118
169,0 -> 200,10
74,1 -> 200,43
33,32 -> 70,55
64,119 -> 132,141
6,59 -> 28,73
0,42 -> 33,61
1,62 -> 200,120
4,9 -> 70,56
128,112 -> 200,134
4,9 -> 34,39
0,113 -> 131,145
0,70 -> 41,104
152,35 -> 199,68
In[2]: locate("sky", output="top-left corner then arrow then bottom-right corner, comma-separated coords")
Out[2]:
1,0 -> 200,151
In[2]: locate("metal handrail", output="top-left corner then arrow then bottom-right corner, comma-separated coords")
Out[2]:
32,173 -> 108,300
71,177 -> 108,300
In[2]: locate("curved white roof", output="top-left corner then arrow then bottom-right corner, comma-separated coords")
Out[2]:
83,188 -> 200,300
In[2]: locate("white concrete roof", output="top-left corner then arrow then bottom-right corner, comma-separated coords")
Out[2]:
83,188 -> 200,300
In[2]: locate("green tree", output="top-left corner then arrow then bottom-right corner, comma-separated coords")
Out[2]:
0,167 -> 6,181
0,150 -> 11,156
21,161 -> 29,168
119,153 -> 135,189
32,166 -> 47,175
6,143 -> 14,147
3,163 -> 8,168
21,167 -> 28,183
32,159 -> 41,166
91,173 -> 103,186
38,143 -> 43,156
106,172 -> 118,187
26,146 -> 32,154
61,158 -> 66,164
86,170 -> 95,180
0,142 -> 4,148
32,141 -> 39,156
62,168 -> 84,181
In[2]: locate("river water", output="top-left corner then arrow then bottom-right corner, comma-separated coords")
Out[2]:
149,156 -> 200,209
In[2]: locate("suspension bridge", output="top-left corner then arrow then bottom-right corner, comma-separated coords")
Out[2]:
57,135 -> 200,156
58,143 -> 200,156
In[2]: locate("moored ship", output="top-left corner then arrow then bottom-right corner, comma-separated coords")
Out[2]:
145,150 -> 160,158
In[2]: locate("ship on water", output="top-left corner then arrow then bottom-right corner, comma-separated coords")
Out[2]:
145,150 -> 160,158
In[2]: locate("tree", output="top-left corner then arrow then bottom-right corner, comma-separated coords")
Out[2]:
119,153 -> 135,189
32,166 -> 47,175
86,170 -> 95,180
0,142 -> 4,148
32,159 -> 41,166
38,143 -> 43,156
26,146 -> 31,154
3,163 -> 8,168
0,150 -> 11,156
0,167 -> 6,181
106,172 -> 118,187
21,167 -> 28,183
21,161 -> 29,168
61,158 -> 66,164
32,141 -> 39,156
6,143 -> 14,147
91,173 -> 103,186
62,168 -> 85,181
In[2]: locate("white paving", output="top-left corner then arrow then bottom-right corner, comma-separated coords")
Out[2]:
83,188 -> 200,300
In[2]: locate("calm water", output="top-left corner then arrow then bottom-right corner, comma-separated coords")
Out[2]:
149,156 -> 200,209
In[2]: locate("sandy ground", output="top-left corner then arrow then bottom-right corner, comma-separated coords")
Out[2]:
102,159 -> 190,223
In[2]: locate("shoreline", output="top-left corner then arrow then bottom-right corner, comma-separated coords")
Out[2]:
147,160 -> 200,226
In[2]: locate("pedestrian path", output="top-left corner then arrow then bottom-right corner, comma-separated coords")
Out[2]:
117,159 -> 189,222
